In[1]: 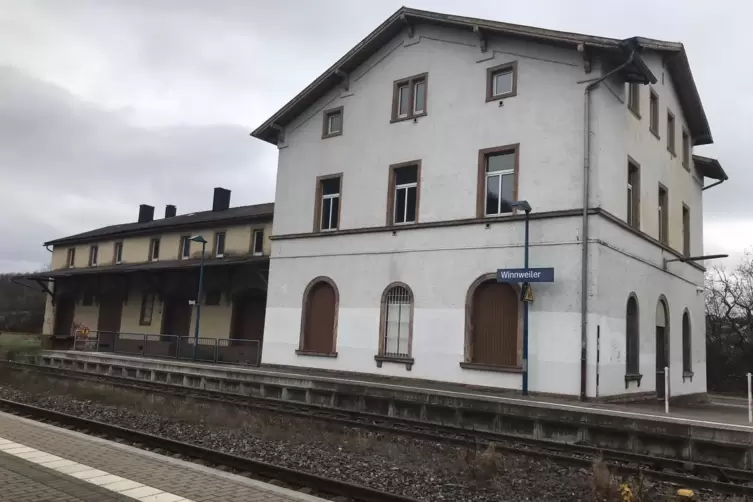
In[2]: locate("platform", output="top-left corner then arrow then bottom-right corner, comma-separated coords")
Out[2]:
0,410 -> 324,502
35,350 -> 753,469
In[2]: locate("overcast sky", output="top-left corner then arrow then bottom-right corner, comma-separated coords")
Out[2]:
0,0 -> 749,273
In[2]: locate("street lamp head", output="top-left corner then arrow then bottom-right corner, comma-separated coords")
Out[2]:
510,200 -> 532,212
189,235 -> 207,244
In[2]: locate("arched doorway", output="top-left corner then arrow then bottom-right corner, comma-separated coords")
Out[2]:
300,278 -> 338,354
466,277 -> 519,367
655,298 -> 669,399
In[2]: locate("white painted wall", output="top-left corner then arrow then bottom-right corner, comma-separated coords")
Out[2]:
263,22 -> 712,398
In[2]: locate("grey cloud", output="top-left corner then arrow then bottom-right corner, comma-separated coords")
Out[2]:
0,66 -> 275,272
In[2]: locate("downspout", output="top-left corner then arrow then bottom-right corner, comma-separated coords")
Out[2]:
580,53 -> 636,401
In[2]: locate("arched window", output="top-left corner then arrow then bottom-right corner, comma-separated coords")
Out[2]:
655,298 -> 669,398
626,295 -> 640,375
379,284 -> 413,359
464,275 -> 519,368
299,277 -> 338,355
682,310 -> 692,374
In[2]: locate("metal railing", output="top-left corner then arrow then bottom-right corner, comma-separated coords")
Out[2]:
72,330 -> 260,366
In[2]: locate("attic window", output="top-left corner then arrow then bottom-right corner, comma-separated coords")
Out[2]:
486,62 -> 518,101
322,107 -> 343,139
391,73 -> 427,122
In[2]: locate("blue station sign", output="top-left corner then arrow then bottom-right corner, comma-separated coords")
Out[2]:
497,267 -> 555,283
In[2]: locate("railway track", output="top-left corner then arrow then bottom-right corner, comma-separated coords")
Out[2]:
3,359 -> 753,497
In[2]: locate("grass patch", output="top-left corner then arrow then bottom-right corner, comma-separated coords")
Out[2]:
0,333 -> 42,360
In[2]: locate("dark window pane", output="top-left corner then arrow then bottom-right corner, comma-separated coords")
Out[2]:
321,198 -> 332,229
153,239 -> 160,259
330,196 -> 339,228
398,84 -> 409,116
413,80 -> 426,113
182,237 -> 190,257
216,233 -> 225,255
486,174 -> 500,215
500,173 -> 514,212
329,112 -> 342,133
395,187 -> 406,223
321,177 -> 340,195
486,151 -> 515,173
253,230 -> 264,253
405,186 -> 417,222
394,165 -> 417,185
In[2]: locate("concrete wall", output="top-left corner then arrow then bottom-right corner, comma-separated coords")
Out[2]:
273,24 -> 587,236
50,222 -> 272,269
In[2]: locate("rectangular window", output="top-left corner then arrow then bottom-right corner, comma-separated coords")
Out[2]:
628,83 -> 640,116
682,129 -> 690,170
149,238 -> 160,261
88,245 -> 98,266
478,145 -> 518,217
252,229 -> 264,256
658,185 -> 668,244
391,73 -> 427,122
649,89 -> 659,136
139,293 -> 155,326
180,236 -> 190,259
387,162 -> 420,225
314,175 -> 341,231
321,106 -> 343,139
627,161 -> 640,229
114,242 -> 123,264
66,248 -> 76,268
205,291 -> 221,306
214,232 -> 226,258
486,61 -> 518,101
683,204 -> 690,256
667,110 -> 676,154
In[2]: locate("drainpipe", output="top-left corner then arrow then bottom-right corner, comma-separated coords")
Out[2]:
580,53 -> 637,401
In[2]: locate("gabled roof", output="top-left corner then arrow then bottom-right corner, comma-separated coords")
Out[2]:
45,202 -> 274,247
251,7 -> 712,146
693,155 -> 728,181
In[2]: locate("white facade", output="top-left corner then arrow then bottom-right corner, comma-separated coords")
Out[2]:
258,16 -> 718,398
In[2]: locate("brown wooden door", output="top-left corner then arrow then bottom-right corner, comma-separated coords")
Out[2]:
303,282 -> 336,353
97,296 -> 123,335
162,297 -> 192,337
53,296 -> 75,336
231,292 -> 266,343
471,281 -> 518,366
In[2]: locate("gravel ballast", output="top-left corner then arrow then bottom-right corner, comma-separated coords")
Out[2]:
0,371 -> 723,501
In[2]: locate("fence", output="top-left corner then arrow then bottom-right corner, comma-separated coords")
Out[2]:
72,330 -> 260,366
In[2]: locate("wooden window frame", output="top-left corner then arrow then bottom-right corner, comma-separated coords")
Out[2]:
627,158 -> 641,230
139,292 -> 156,326
179,235 -> 191,260
313,173 -> 343,232
88,245 -> 98,267
149,238 -> 160,262
251,229 -> 264,256
649,88 -> 660,138
666,109 -> 676,155
375,282 -> 415,369
658,183 -> 668,245
66,248 -> 76,268
682,128 -> 690,171
477,144 -> 520,219
297,276 -> 339,357
386,160 -> 421,226
214,231 -> 226,258
627,83 -> 640,118
682,203 -> 690,256
391,72 -> 428,123
486,61 -> 518,102
321,106 -> 343,139
461,273 -> 523,373
113,241 -> 123,264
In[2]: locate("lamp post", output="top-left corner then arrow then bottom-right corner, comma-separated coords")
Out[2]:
510,200 -> 532,395
190,235 -> 207,360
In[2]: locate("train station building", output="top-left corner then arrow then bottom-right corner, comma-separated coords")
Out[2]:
26,8 -> 728,401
